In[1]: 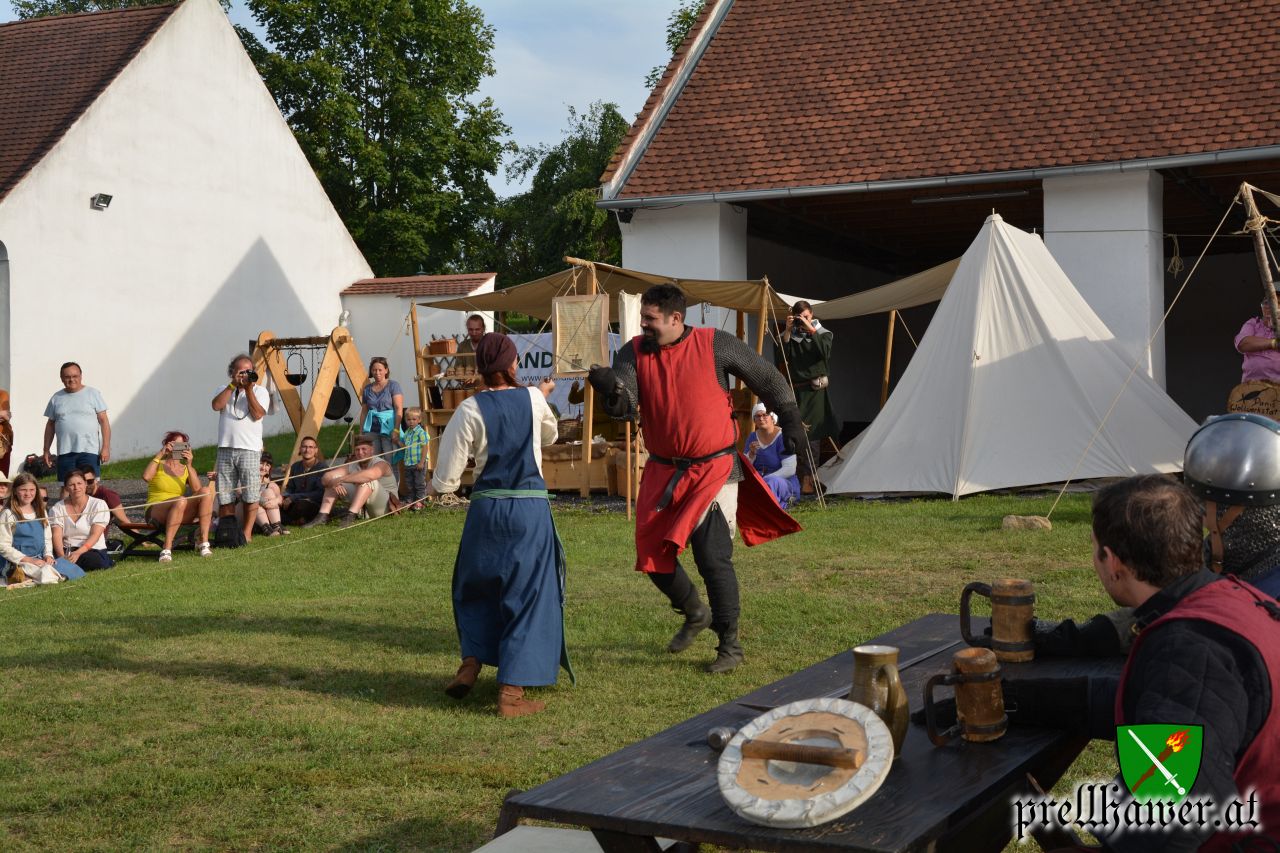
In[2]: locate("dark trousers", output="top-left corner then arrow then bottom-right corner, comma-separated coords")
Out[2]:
75,549 -> 114,571
57,452 -> 100,482
649,502 -> 739,632
282,497 -> 320,525
405,467 -> 428,504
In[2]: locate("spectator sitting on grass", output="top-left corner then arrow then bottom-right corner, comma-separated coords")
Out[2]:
281,436 -> 325,525
1,472 -> 81,586
78,465 -> 131,530
303,434 -> 396,528
0,472 -> 9,505
49,469 -> 113,571
250,451 -> 288,537
143,431 -> 213,562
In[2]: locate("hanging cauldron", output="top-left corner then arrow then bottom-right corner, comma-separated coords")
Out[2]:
284,350 -> 308,387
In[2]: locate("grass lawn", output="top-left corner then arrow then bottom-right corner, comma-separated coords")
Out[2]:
0,492 -> 1118,851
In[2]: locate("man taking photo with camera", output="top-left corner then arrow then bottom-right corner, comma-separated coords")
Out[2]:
778,300 -> 838,494
211,354 -> 269,544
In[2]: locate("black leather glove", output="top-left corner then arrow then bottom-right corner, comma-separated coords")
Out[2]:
776,407 -> 807,456
587,365 -> 627,418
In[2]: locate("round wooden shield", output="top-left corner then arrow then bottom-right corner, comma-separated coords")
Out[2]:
1228,381 -> 1280,419
717,698 -> 893,829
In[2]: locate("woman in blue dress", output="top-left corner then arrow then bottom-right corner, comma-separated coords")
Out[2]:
430,333 -> 571,717
744,403 -> 800,509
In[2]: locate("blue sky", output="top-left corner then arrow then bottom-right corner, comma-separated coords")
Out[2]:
4,0 -> 678,196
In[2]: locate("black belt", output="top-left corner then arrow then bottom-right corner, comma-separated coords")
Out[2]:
648,445 -> 736,510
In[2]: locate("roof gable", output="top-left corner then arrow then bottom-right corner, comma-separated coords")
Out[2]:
341,273 -> 495,298
0,4 -> 177,203
606,0 -> 1280,201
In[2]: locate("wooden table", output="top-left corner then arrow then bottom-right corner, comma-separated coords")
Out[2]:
495,613 -> 1123,853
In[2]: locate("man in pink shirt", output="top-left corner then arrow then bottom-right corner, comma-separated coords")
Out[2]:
1234,299 -> 1280,381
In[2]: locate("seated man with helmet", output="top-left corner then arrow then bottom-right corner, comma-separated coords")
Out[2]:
1025,413 -> 1280,662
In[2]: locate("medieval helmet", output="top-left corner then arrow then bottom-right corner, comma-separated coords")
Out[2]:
1183,413 -> 1280,506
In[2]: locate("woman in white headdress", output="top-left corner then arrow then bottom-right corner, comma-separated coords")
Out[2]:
744,403 -> 799,509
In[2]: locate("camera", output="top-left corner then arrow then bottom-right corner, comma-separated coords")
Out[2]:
170,441 -> 189,460
239,369 -> 259,383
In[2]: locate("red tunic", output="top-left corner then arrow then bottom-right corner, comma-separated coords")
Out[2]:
633,328 -> 800,573
1115,577 -> 1280,851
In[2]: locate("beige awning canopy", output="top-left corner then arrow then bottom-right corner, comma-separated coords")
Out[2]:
811,258 -> 961,320
426,260 -> 803,321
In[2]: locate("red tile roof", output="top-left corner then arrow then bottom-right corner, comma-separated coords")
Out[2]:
604,0 -> 1280,200
0,5 -> 178,204
341,273 -> 495,298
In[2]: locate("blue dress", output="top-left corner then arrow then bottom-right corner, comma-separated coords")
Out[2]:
745,431 -> 800,509
452,389 -> 571,687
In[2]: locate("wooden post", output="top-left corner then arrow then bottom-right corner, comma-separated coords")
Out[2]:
580,262 -> 599,497
880,310 -> 897,409
408,303 -> 431,472
1240,183 -> 1280,321
624,421 -> 632,521
253,332 -> 305,433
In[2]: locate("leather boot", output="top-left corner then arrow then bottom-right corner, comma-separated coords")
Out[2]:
705,627 -> 744,674
668,591 -> 712,654
444,656 -> 481,699
497,683 -> 545,718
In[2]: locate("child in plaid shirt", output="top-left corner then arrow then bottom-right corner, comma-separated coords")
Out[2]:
400,408 -> 430,509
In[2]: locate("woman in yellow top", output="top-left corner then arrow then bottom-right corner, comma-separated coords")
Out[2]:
143,430 -> 214,562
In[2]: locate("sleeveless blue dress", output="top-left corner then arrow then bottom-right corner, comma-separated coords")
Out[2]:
452,389 -> 571,687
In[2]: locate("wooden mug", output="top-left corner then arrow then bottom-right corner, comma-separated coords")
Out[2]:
960,578 -> 1035,662
923,647 -> 1007,746
849,644 -> 909,756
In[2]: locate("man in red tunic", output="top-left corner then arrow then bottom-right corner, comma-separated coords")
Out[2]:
589,285 -> 805,673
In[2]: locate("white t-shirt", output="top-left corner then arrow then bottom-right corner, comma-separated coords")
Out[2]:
216,384 -> 271,451
48,497 -> 110,551
43,387 -> 108,453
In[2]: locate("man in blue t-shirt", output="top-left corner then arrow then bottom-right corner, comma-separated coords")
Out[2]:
42,362 -> 111,481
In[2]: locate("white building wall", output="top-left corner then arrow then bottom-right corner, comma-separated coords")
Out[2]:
1043,171 -> 1166,383
620,202 -> 749,333
0,0 -> 372,461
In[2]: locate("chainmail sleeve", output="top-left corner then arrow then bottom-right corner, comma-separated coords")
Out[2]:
712,329 -> 797,414
608,340 -> 640,422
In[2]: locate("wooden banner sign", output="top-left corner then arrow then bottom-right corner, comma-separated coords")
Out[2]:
1227,381 -> 1280,418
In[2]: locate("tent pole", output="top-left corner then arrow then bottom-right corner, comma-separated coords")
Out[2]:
1240,183 -> 1280,322
735,309 -> 745,390
880,310 -> 897,409
624,421 -> 632,520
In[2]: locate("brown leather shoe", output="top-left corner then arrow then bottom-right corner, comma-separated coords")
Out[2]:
444,656 -> 481,699
497,683 -> 545,718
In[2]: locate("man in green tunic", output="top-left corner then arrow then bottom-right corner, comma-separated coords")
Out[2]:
777,301 -> 838,493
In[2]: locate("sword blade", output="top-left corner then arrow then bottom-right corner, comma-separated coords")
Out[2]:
1127,729 -> 1185,795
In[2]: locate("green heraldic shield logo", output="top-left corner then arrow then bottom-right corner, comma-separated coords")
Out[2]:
1116,724 -> 1203,804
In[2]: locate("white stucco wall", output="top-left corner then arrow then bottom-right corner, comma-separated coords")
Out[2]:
620,202 -> 748,333
0,0 -> 372,462
1044,171 -> 1166,383
340,288 -> 494,411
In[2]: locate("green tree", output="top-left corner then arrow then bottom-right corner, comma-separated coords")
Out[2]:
245,0 -> 508,276
474,102 -> 629,286
11,0 -> 230,16
644,0 -> 708,89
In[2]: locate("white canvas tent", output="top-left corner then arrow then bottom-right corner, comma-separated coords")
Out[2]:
821,214 -> 1198,498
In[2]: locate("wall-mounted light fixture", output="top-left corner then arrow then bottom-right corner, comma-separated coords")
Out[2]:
616,207 -> 635,224
911,189 -> 1030,205
89,193 -> 113,210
